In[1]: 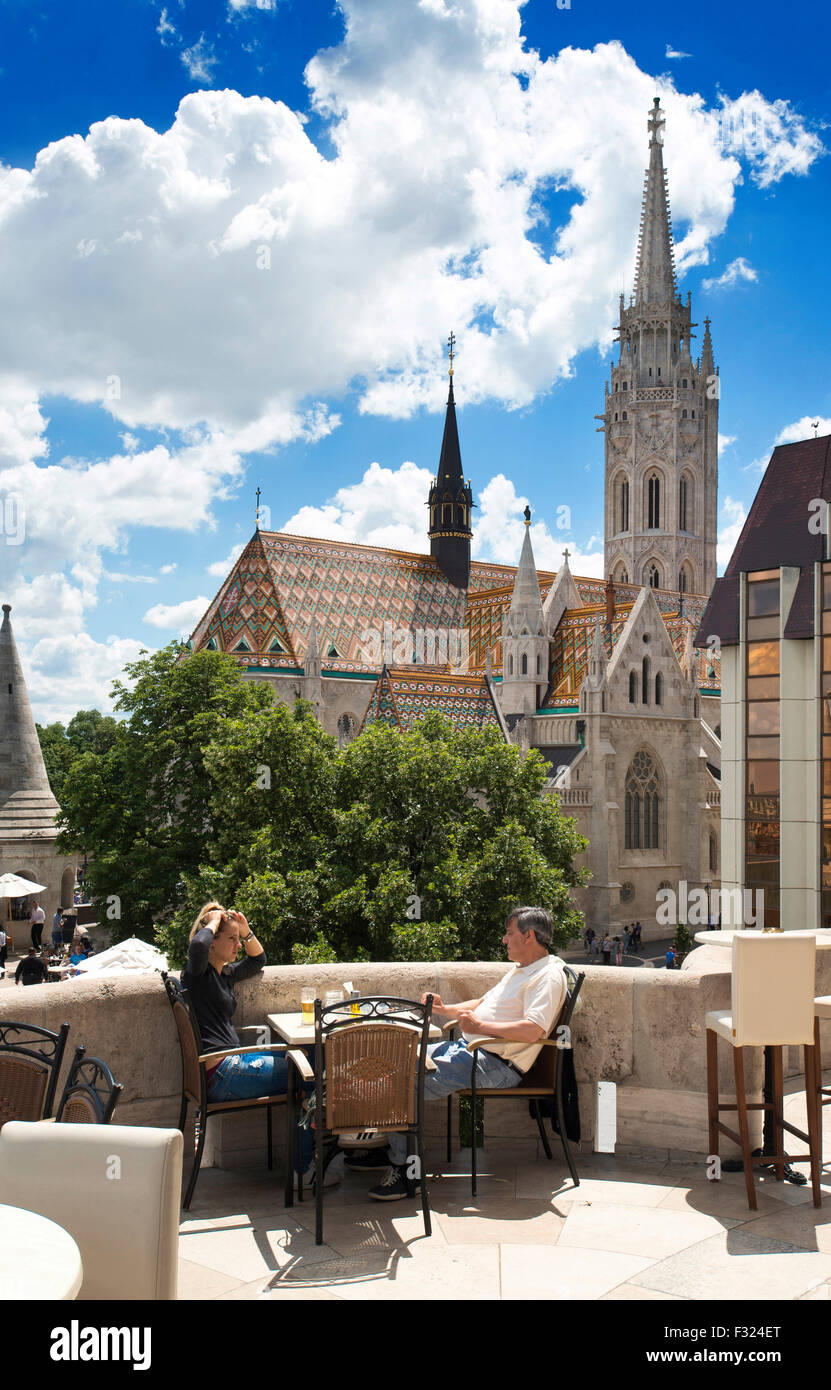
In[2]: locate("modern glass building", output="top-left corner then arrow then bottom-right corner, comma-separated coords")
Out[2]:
696,434 -> 831,929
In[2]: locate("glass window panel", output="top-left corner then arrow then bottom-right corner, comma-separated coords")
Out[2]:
824,762 -> 831,796
746,821 -> 780,855
747,641 -> 779,676
823,736 -> 831,759
747,615 -> 780,640
823,799 -> 831,824
824,699 -> 831,734
748,569 -> 780,583
748,703 -> 780,735
763,903 -> 781,929
745,861 -> 780,887
823,889 -> 831,929
747,676 -> 779,700
824,636 -> 831,672
747,579 -> 779,617
747,736 -> 780,760
824,572 -> 831,611
747,761 -> 779,794
823,609 -> 831,634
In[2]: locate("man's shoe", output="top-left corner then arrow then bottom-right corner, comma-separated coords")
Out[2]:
369,1165 -> 419,1202
294,1163 -> 340,1191
343,1147 -> 391,1171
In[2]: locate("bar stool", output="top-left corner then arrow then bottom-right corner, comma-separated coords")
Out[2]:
705,931 -> 822,1211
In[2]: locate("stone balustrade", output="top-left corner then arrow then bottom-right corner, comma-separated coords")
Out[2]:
7,952 -> 831,1171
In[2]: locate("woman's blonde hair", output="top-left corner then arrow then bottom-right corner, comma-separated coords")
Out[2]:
189,900 -> 227,943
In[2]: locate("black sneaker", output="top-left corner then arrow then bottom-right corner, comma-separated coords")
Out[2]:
369,1165 -> 419,1201
343,1147 -> 391,1171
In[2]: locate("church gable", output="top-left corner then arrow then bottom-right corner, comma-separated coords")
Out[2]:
188,531 -> 297,665
606,587 -> 689,712
360,667 -> 503,735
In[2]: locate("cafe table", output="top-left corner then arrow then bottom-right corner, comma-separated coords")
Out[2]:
269,1007 -> 442,1205
692,928 -> 831,1181
0,1203 -> 83,1300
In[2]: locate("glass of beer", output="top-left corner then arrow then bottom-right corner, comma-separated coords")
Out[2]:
301,987 -> 316,1024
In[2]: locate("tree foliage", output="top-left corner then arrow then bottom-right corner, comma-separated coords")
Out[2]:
36,709 -> 120,805
54,647 -> 588,962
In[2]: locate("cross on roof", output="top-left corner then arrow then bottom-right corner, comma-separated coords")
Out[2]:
255,486 -> 261,527
447,331 -> 456,376
563,546 -> 570,563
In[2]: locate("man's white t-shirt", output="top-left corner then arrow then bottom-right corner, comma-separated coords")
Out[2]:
463,955 -> 568,1074
29,906 -> 45,925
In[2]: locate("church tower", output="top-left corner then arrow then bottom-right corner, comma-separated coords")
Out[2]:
500,508 -> 549,716
602,98 -> 719,597
428,334 -> 474,590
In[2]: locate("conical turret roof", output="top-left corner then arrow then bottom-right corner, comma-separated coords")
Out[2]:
504,511 -> 545,637
436,377 -> 464,491
0,604 -> 61,841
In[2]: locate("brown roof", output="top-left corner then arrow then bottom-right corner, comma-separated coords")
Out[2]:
696,434 -> 831,647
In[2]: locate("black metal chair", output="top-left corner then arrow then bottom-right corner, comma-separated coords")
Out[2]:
161,971 -> 299,1209
446,966 -> 584,1196
55,1045 -> 123,1124
0,1020 -> 70,1129
290,996 -> 434,1245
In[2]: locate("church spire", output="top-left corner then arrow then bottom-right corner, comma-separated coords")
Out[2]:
428,333 -> 474,590
0,604 -> 61,831
700,316 -> 715,377
504,507 -> 545,638
633,98 -> 677,308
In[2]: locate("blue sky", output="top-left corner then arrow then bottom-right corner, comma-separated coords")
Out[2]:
0,0 -> 828,721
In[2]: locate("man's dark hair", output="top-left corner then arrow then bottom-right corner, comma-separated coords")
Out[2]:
505,906 -> 553,949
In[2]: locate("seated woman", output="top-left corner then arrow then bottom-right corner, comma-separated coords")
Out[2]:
181,901 -> 331,1188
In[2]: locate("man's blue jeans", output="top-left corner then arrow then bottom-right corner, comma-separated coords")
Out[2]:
207,1051 -> 314,1170
387,1040 -> 522,1167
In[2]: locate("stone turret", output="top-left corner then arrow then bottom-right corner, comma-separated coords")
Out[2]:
0,604 -> 75,932
500,508 -> 549,716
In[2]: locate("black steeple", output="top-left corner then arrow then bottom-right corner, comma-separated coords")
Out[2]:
427,334 -> 474,590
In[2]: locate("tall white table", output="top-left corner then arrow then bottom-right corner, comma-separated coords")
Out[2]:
0,1203 -> 82,1300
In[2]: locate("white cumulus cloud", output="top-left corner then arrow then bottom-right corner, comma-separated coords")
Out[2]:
717,496 -> 747,572
702,257 -> 758,291
143,597 -> 212,631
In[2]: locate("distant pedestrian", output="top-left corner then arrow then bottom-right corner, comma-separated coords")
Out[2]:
614,936 -> 623,966
601,934 -> 612,966
584,927 -> 595,955
15,948 -> 48,987
665,945 -> 678,971
623,926 -> 632,953
29,901 -> 45,950
0,926 -> 6,978
52,908 -> 63,949
589,933 -> 600,962
634,922 -> 642,951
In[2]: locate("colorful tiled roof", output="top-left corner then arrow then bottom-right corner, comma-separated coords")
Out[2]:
360,668 -> 502,733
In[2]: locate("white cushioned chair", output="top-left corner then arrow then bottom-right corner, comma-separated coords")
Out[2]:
0,1121 -> 183,1299
705,930 -> 822,1211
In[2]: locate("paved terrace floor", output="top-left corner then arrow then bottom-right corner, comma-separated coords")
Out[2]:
178,1085 -> 831,1301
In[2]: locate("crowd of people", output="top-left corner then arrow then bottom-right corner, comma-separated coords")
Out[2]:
582,924 -> 642,964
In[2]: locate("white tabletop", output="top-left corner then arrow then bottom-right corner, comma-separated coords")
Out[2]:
694,929 -> 831,949
0,1203 -> 82,1301
268,1011 -> 442,1046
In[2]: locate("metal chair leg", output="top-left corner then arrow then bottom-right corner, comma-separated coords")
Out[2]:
284,1065 -> 295,1208
554,1083 -> 579,1188
417,1128 -> 431,1237
706,1027 -> 720,1173
804,1043 -> 823,1209
183,1107 -> 207,1210
533,1099 -> 553,1160
315,1120 -> 324,1246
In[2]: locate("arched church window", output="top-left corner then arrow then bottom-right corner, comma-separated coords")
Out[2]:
536,654 -> 541,675
681,409 -> 688,419
647,564 -> 661,589
629,670 -> 637,704
691,410 -> 695,418
619,479 -> 629,533
614,413 -> 618,422
617,565 -> 629,584
521,653 -> 528,675
679,476 -> 688,531
709,833 -> 718,873
623,382 -> 628,390
508,655 -> 513,675
625,750 -> 661,850
622,411 -> 627,421
655,672 -> 663,706
679,569 -> 687,593
443,505 -> 450,524
642,656 -> 650,705
647,474 -> 661,529
337,713 -> 358,748
682,378 -> 688,389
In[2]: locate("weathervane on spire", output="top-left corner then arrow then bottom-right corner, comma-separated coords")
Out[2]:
255,486 -> 262,529
648,96 -> 665,147
447,331 -> 456,377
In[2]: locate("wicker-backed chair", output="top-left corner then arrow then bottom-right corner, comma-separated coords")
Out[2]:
0,1020 -> 70,1130
55,1045 -> 123,1124
293,996 -> 434,1245
445,965 -> 584,1196
161,971 -> 302,1209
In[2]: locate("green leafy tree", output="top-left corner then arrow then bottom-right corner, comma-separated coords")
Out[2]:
55,645 -> 272,941
36,709 -> 120,804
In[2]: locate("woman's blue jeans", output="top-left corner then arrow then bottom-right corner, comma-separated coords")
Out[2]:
207,1051 -> 314,1171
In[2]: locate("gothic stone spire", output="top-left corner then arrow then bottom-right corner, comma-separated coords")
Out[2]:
634,97 -> 677,308
428,335 -> 474,590
0,604 -> 61,835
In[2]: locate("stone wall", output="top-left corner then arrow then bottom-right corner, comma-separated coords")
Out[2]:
6,951 -> 830,1173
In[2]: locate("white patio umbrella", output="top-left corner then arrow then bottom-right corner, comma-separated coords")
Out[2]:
0,873 -> 47,952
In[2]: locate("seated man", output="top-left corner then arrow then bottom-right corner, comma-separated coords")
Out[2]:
15,947 -> 49,987
366,905 -> 567,1201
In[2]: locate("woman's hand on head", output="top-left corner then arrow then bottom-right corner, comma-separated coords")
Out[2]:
203,910 -> 225,935
228,910 -> 249,934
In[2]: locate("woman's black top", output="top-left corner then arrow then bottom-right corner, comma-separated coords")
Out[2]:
181,926 -> 266,1053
